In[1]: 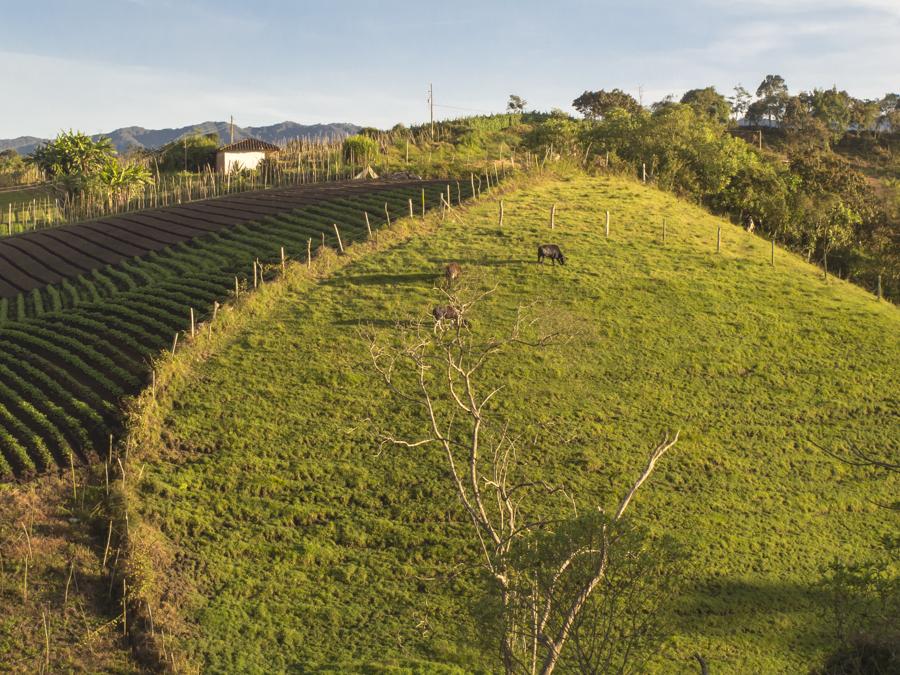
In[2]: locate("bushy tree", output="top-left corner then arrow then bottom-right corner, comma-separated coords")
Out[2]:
507,94 -> 527,113
0,149 -> 29,186
680,87 -> 731,125
342,134 -> 379,165
157,133 -> 219,172
803,88 -> 853,142
573,89 -> 642,120
30,130 -> 116,180
730,85 -> 752,120
95,161 -> 154,208
878,93 -> 900,132
782,97 -> 831,149
525,110 -> 581,155
754,74 -> 789,123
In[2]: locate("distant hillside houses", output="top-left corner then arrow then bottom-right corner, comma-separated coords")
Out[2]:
215,138 -> 280,173
737,116 -> 895,132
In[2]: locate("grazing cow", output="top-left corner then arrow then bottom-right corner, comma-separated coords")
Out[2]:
537,244 -> 566,265
445,262 -> 462,286
432,305 -> 464,332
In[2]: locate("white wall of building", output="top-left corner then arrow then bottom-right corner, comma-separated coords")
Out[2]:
216,150 -> 266,173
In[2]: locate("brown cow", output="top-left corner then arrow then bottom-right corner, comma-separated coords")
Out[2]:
444,262 -> 462,286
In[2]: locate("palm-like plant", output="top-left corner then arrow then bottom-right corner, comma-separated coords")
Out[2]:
95,161 -> 154,209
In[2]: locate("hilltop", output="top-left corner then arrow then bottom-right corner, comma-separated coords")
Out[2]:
0,120 -> 361,155
121,173 -> 898,672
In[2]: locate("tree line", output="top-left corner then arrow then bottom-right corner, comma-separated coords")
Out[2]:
514,76 -> 899,300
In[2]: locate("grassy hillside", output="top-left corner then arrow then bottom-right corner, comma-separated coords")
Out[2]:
123,173 -> 898,672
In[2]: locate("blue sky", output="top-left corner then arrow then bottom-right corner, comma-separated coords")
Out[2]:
1,0 -> 898,138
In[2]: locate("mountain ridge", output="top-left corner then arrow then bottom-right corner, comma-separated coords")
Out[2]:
0,121 -> 361,155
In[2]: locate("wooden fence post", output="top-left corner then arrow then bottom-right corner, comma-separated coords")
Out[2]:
364,212 -> 372,239
190,308 -> 195,338
234,276 -> 239,298
333,224 -> 344,253
307,238 -> 312,268
550,203 -> 556,229
253,260 -> 258,288
171,332 -> 179,355
877,274 -> 882,300
280,246 -> 286,274
642,163 -> 647,183
421,189 -> 425,217
499,200 -> 504,228
605,210 -> 610,238
456,180 -> 462,205
384,203 -> 391,227
446,184 -> 451,205
716,226 -> 721,254
470,173 -> 476,199
408,198 -> 413,219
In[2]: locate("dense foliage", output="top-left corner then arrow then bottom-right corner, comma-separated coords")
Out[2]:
154,132 -> 219,172
29,130 -> 152,201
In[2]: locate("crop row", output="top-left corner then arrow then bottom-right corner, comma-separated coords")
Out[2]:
0,180 -> 477,478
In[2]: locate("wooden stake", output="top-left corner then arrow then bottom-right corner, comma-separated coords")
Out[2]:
122,579 -> 127,636
333,224 -> 344,253
471,173 -> 476,199
307,238 -> 312,268
421,188 -> 426,217
364,212 -> 372,239
550,203 -> 556,229
70,451 -> 76,501
102,520 -> 113,569
253,261 -> 258,288
234,276 -> 239,298
384,203 -> 391,228
280,246 -> 286,274
171,332 -> 178,355
605,210 -> 610,238
408,198 -> 413,218
190,308 -> 195,338
642,163 -> 647,183
499,200 -> 504,228
716,226 -> 721,253
41,609 -> 50,669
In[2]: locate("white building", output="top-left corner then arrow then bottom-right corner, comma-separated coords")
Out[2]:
215,138 -> 280,173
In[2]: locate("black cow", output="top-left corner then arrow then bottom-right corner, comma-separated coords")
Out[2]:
537,244 -> 566,265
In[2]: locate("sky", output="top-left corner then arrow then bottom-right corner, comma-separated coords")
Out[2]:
1,0 -> 898,139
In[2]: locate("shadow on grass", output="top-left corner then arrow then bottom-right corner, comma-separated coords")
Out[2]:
326,272 -> 439,286
427,257 -> 533,267
673,577 -> 831,654
332,318 -> 424,328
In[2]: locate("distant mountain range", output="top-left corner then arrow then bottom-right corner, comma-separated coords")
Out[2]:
0,121 -> 362,156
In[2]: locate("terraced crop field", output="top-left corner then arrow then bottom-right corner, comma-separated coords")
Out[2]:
0,178 -> 465,479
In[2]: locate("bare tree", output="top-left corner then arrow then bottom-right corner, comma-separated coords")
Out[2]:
366,288 -> 680,674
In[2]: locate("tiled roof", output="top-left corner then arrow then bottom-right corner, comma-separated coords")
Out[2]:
217,138 -> 281,153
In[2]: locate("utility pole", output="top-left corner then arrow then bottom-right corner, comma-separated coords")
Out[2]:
230,115 -> 235,144
429,83 -> 434,141
638,84 -> 644,107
